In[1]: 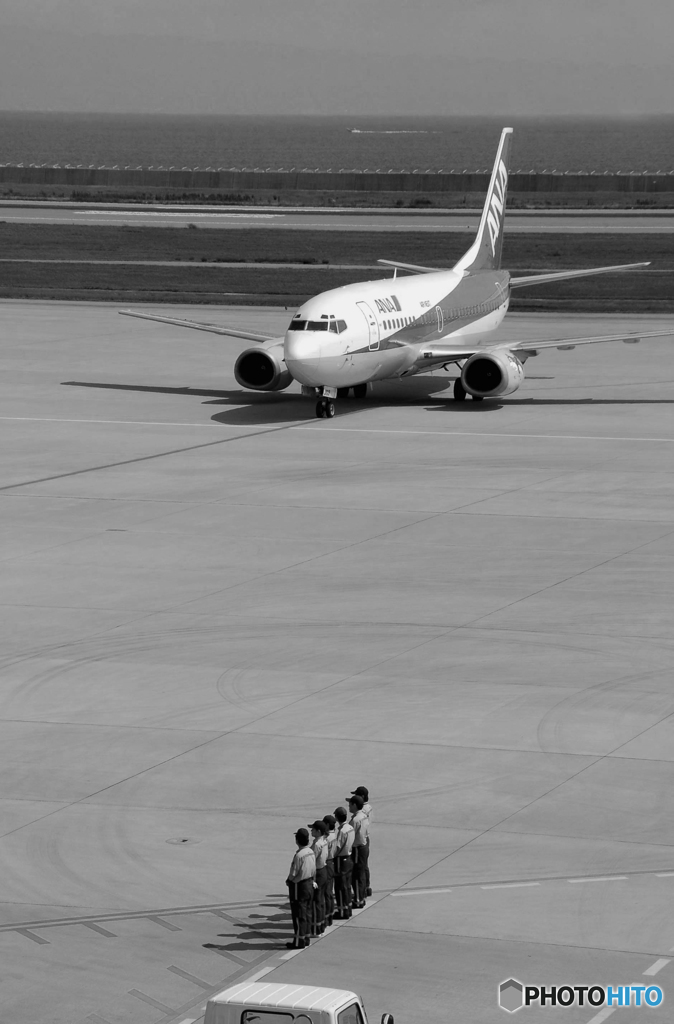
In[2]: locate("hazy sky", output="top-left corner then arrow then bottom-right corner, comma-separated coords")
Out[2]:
1,0 -> 673,114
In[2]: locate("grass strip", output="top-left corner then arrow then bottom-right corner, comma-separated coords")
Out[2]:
1,225 -> 674,308
3,224 -> 674,268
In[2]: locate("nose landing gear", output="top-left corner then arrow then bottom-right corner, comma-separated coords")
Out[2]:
302,384 -> 340,418
316,398 -> 335,418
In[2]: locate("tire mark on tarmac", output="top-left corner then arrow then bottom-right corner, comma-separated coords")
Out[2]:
0,421 -> 306,493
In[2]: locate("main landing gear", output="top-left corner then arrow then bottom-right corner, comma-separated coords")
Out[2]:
337,384 -> 367,399
316,398 -> 335,418
453,379 -> 484,402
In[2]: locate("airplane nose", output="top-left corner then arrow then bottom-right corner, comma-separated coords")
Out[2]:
284,332 -> 324,385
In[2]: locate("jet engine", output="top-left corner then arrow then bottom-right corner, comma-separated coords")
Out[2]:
460,350 -> 524,398
234,342 -> 293,392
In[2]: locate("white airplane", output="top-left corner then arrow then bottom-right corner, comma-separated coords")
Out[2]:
121,127 -> 673,418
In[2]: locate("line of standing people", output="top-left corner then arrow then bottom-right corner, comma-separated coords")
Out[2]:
285,786 -> 372,950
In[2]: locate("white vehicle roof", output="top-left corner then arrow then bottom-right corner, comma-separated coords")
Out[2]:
209,982 -> 359,1013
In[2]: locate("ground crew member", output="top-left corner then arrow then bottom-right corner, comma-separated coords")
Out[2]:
333,806 -> 354,919
285,827 -> 316,949
322,813 -> 338,926
309,819 -> 329,935
348,794 -> 370,908
351,786 -> 372,896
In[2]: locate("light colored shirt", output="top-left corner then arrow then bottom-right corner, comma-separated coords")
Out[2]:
350,809 -> 369,847
313,835 -> 329,869
362,802 -> 372,824
325,828 -> 339,860
334,821 -> 354,857
287,846 -> 316,883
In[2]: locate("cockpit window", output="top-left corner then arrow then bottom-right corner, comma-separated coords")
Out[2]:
289,319 -> 347,333
287,320 -> 331,332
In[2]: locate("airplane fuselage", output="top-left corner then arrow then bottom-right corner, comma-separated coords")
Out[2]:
284,268 -> 511,388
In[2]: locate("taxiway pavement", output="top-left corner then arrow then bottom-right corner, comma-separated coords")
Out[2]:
1,301 -> 674,1023
2,204 -> 674,232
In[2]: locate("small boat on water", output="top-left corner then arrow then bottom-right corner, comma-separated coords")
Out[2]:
347,128 -> 437,134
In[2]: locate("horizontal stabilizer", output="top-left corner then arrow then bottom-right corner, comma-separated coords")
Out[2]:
119,309 -> 275,343
510,262 -> 651,288
377,259 -> 440,274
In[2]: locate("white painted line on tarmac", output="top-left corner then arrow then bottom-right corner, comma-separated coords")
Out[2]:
656,872 -> 674,877
586,1009 -> 615,1024
280,949 -> 303,960
481,881 -> 541,889
568,876 -> 628,884
643,958 -> 671,976
392,887 -> 452,897
245,966 -> 277,982
295,426 -> 674,443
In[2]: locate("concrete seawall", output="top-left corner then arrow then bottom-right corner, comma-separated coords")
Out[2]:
2,165 -> 674,194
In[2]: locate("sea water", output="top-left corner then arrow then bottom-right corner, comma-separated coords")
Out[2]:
1,112 -> 673,173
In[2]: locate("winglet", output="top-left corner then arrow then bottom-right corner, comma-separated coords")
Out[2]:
454,127 -> 513,275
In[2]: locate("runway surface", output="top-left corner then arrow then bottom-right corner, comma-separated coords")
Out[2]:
2,203 -> 674,232
2,300 -> 674,1023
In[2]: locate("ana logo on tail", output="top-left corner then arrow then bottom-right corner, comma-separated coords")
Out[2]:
487,159 -> 508,257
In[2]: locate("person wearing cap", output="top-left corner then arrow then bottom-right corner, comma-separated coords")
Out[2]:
348,794 -> 370,908
285,827 -> 316,949
351,786 -> 372,897
322,813 -> 338,927
332,806 -> 354,919
309,820 -> 329,936
352,786 -> 372,826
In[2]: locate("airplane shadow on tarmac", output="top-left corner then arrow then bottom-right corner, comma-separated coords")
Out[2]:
62,376 -> 493,426
62,378 -> 674,429
428,395 -> 674,411
62,377 -> 463,426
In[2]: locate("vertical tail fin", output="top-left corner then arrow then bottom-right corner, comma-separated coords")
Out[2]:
453,127 -> 513,274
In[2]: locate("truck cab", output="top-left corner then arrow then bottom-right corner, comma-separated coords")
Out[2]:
205,982 -> 381,1024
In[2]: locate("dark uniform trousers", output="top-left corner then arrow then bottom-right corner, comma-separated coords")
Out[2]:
325,859 -> 335,924
334,855 -> 353,918
365,837 -> 371,893
351,844 -> 369,906
312,866 -> 328,935
288,879 -> 313,946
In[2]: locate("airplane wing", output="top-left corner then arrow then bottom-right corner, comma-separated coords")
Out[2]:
509,262 -> 650,288
505,327 -> 674,353
417,327 -> 674,367
119,309 -> 277,343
